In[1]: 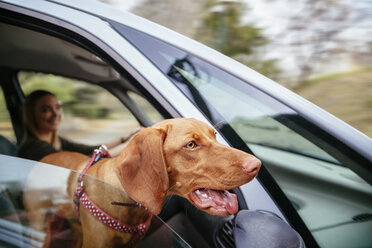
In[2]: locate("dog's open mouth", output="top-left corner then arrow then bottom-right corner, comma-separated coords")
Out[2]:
190,188 -> 238,215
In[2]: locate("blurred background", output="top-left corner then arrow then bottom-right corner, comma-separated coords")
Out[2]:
101,0 -> 372,138
0,0 -> 370,143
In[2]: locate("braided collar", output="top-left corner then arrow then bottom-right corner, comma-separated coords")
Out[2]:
74,145 -> 152,246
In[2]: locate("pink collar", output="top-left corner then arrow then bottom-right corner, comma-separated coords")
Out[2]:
74,145 -> 152,245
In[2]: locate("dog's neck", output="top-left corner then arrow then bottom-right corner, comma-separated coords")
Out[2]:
77,155 -> 152,246
84,157 -> 134,204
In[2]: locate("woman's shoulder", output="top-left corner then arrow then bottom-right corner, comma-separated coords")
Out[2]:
17,137 -> 57,161
20,137 -> 48,148
59,136 -> 98,156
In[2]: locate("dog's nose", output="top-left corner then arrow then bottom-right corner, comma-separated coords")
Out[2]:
242,157 -> 261,177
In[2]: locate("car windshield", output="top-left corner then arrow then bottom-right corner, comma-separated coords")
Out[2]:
0,155 -> 190,247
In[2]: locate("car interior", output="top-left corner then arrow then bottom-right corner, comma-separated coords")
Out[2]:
0,19 -> 236,248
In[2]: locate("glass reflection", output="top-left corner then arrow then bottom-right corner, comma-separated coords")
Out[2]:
0,156 -> 190,247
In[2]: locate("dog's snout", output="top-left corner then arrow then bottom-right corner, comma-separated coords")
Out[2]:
242,157 -> 261,177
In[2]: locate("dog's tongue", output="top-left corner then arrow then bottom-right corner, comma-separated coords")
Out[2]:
190,188 -> 238,215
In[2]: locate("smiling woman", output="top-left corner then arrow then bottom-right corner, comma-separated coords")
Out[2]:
23,90 -> 62,148
17,90 -> 137,161
17,90 -> 97,161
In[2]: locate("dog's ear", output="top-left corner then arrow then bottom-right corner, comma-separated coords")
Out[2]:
116,127 -> 168,215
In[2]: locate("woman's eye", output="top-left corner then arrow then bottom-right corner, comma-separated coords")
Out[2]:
41,107 -> 50,113
185,141 -> 197,149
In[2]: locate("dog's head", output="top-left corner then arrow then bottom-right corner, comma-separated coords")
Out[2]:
116,118 -> 261,216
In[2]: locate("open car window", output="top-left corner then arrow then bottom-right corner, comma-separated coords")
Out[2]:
0,155 -> 190,248
18,71 -> 143,146
0,20 -> 167,156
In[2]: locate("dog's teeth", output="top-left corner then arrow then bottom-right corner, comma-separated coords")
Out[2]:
195,190 -> 201,195
202,193 -> 208,198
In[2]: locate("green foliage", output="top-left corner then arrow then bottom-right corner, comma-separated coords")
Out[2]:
18,72 -> 109,119
195,0 -> 280,79
0,97 -> 10,121
68,104 -> 109,119
294,67 -> 372,138
365,99 -> 372,108
19,72 -> 78,103
240,57 -> 282,81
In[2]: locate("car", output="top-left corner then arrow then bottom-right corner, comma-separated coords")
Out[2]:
0,0 -> 371,247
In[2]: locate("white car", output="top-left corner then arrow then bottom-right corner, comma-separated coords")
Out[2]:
0,0 -> 371,247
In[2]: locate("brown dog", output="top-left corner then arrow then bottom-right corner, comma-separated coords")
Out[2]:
35,118 -> 261,247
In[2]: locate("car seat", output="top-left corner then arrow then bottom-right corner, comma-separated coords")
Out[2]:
0,135 -> 18,156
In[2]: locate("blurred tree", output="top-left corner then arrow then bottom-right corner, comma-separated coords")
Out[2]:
196,1 -> 264,53
194,0 -> 281,80
131,0 -> 281,80
19,72 -> 112,119
132,0 -> 206,38
18,72 -> 77,103
270,0 -> 372,86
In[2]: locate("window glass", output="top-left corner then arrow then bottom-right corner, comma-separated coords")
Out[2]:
117,24 -> 372,247
128,92 -> 164,124
18,71 -> 140,145
0,155 -> 190,247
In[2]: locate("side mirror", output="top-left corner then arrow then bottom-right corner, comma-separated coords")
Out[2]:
233,210 -> 305,248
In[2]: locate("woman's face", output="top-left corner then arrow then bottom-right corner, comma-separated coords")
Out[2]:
34,94 -> 62,134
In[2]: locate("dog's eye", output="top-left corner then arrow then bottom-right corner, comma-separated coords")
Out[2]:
185,141 -> 197,149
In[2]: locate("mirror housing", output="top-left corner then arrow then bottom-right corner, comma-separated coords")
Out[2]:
234,210 -> 305,248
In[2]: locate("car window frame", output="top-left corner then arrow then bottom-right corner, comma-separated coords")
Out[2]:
0,68 -> 24,144
0,7 -> 177,130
